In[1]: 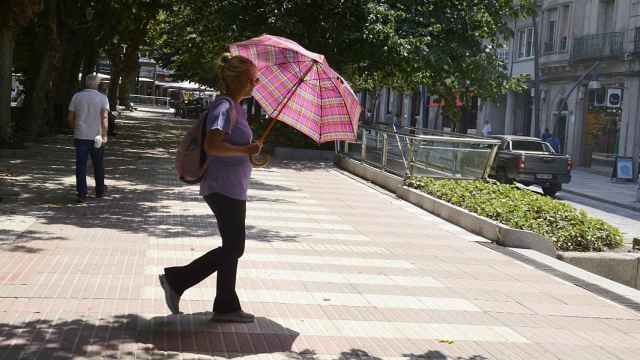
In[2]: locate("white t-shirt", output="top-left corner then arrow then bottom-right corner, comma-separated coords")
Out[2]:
68,89 -> 110,140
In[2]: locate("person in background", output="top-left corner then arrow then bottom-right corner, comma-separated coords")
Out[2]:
481,120 -> 492,137
551,136 -> 561,153
67,74 -> 109,202
542,128 -> 553,144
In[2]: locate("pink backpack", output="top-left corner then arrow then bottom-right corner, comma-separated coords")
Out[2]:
176,96 -> 236,184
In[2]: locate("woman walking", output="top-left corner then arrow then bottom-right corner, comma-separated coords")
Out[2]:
159,54 -> 262,323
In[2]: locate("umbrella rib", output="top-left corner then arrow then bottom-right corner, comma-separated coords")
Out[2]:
258,59 -> 315,70
242,42 -> 324,63
327,75 -> 357,138
318,66 -> 323,143
269,61 -> 316,119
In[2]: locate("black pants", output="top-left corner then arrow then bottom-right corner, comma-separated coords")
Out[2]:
164,193 -> 246,313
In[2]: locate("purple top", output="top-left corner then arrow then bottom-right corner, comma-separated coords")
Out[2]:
200,97 -> 253,200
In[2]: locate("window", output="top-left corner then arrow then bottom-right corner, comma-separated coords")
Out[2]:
545,8 -> 559,53
511,140 -> 553,152
559,5 -> 571,52
517,27 -> 534,59
598,0 -> 616,34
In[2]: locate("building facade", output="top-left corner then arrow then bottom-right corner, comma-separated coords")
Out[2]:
481,0 -> 640,170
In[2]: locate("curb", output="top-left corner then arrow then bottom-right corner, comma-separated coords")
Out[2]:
561,187 -> 640,213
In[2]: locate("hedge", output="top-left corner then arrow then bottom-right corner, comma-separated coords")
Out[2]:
404,177 -> 624,252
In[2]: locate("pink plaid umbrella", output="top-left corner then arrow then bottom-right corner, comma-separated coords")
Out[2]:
229,34 -> 361,145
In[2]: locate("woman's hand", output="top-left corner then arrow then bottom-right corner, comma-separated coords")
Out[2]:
246,140 -> 263,155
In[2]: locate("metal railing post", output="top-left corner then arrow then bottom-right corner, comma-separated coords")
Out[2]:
361,128 -> 367,160
407,139 -> 415,176
483,144 -> 500,179
344,140 -> 349,154
382,133 -> 388,170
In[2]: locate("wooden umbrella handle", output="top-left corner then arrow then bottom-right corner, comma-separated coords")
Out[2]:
257,117 -> 277,143
250,117 -> 277,167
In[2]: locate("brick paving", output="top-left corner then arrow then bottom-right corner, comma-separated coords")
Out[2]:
1,110 -> 640,359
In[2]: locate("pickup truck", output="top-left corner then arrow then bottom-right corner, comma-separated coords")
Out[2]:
490,135 -> 572,196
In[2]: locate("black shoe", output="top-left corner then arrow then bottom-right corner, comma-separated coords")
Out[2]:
159,274 -> 181,315
96,185 -> 108,198
211,310 -> 255,323
77,195 -> 86,203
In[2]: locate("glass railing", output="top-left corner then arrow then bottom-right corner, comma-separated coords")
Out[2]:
337,124 -> 502,180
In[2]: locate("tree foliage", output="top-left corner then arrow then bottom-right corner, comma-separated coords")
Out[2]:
3,0 -> 534,145
149,0 -> 533,126
3,0 -> 167,144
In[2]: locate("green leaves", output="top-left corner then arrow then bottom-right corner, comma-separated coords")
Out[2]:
405,177 -> 624,252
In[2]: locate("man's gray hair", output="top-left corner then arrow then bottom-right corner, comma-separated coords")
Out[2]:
86,74 -> 99,89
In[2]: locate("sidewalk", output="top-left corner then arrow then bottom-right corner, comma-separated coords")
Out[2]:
562,168 -> 640,212
2,111 -> 640,359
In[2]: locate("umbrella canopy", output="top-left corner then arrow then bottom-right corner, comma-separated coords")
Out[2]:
229,34 -> 361,143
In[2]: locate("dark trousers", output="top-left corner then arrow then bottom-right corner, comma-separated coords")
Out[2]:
74,139 -> 105,197
164,193 -> 246,313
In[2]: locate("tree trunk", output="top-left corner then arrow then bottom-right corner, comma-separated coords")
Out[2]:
108,47 -> 122,109
119,45 -> 140,107
23,0 -> 57,140
80,44 -> 99,89
52,37 -> 83,130
0,25 -> 15,145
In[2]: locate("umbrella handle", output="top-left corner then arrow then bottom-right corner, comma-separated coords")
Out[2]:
257,117 -> 277,143
250,117 -> 277,167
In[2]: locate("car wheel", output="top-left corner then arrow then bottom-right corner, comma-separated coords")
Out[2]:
497,169 -> 513,185
542,185 -> 560,197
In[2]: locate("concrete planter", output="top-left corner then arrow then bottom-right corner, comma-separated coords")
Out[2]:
396,186 -> 557,257
558,252 -> 640,290
335,154 -> 403,193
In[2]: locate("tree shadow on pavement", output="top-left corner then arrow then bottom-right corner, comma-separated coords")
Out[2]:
1,112 -> 310,252
404,352 -> 489,360
0,229 -> 66,253
0,313 -> 301,359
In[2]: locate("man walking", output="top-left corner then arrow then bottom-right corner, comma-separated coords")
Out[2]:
68,74 -> 109,202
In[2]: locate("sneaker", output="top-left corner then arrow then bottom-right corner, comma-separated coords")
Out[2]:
210,310 -> 255,323
158,274 -> 181,315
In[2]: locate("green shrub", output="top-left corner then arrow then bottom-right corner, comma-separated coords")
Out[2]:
404,177 -> 624,252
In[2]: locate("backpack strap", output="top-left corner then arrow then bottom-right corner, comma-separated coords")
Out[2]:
199,96 -> 240,162
215,96 -> 238,130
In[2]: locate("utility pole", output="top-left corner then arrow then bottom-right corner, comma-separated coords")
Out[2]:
531,1 -> 542,138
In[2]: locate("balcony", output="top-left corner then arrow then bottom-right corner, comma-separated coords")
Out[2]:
571,32 -> 624,61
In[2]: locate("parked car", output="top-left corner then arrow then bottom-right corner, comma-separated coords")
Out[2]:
490,135 -> 572,196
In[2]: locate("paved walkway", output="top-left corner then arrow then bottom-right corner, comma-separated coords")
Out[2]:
562,168 -> 640,212
2,112 -> 640,359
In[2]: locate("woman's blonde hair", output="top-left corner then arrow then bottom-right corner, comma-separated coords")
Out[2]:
216,53 -> 255,95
